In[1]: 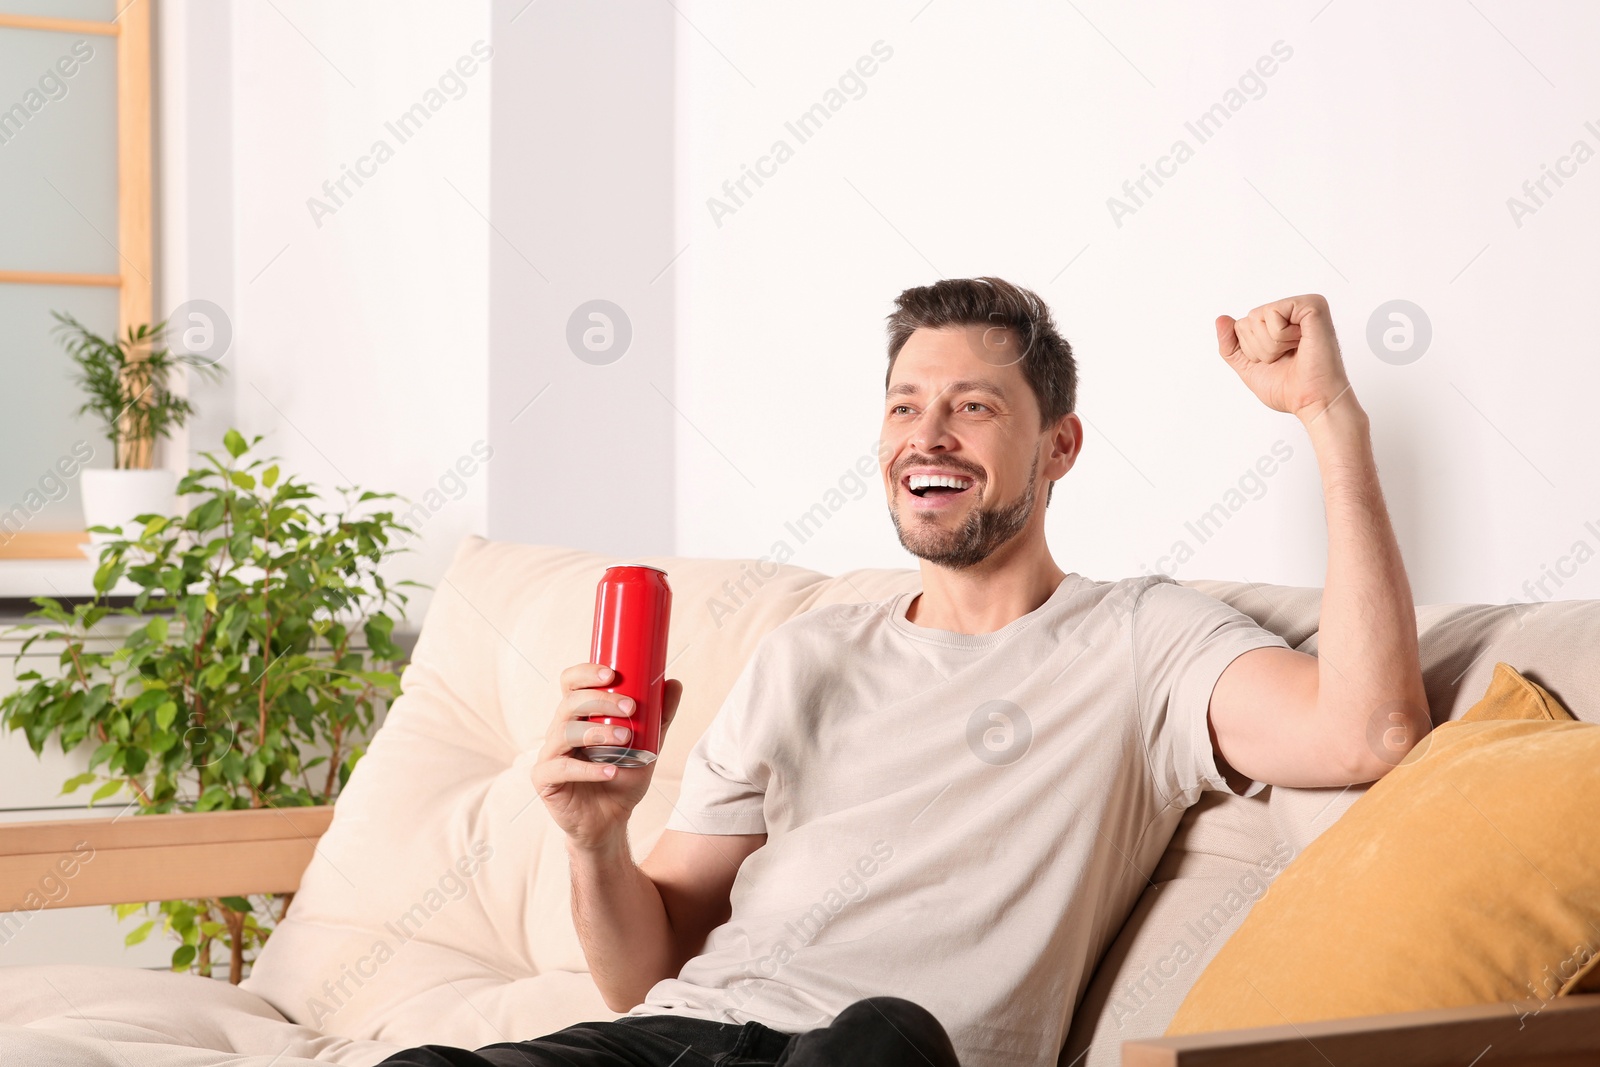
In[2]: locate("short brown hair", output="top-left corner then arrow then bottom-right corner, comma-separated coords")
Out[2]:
884,276 -> 1077,427
884,277 -> 1077,506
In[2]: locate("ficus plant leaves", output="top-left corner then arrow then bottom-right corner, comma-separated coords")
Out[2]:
0,433 -> 416,982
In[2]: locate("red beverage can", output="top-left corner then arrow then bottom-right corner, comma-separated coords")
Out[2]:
576,565 -> 673,768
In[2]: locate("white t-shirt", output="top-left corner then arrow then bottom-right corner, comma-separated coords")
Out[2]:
626,572 -> 1289,1067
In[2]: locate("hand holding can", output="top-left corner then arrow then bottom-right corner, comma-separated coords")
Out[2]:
531,566 -> 677,850
534,661 -> 683,852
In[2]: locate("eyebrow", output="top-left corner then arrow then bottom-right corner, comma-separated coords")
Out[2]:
886,379 -> 1009,403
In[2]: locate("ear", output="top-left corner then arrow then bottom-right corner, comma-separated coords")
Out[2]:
1045,412 -> 1083,481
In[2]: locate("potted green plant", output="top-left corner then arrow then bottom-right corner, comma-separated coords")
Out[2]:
0,431 -> 415,982
53,312 -> 225,551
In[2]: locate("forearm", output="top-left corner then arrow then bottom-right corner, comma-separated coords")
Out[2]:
1303,390 -> 1430,777
568,835 -> 681,1012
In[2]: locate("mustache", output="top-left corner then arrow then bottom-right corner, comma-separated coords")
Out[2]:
893,456 -> 984,481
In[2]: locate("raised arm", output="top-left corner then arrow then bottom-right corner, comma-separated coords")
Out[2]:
1205,294 -> 1431,788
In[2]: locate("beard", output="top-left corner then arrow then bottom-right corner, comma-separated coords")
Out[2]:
890,453 -> 1039,570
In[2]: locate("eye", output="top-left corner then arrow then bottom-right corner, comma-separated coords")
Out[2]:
961,401 -> 990,413
889,404 -> 914,416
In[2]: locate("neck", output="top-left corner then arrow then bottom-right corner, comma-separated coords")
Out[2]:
904,532 -> 1067,634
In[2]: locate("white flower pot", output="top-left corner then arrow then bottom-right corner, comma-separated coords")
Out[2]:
80,468 -> 178,555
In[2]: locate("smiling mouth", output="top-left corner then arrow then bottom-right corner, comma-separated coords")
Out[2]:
905,473 -> 976,499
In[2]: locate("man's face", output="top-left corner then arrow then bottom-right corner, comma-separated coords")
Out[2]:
880,323 -> 1055,569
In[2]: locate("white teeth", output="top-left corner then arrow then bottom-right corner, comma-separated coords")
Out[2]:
908,473 -> 972,491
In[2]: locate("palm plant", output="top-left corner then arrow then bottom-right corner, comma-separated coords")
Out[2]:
53,312 -> 224,470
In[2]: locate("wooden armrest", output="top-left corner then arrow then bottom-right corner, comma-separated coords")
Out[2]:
1122,993 -> 1600,1066
0,806 -> 334,910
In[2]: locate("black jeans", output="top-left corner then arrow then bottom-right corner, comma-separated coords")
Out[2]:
375,996 -> 961,1066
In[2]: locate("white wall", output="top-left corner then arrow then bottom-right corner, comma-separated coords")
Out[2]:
160,0 -> 493,623
485,0 -> 677,559
157,0 -> 236,460
671,0 -> 1600,609
157,0 -> 1600,616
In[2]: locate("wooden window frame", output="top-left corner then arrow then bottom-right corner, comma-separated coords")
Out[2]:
0,1 -> 152,560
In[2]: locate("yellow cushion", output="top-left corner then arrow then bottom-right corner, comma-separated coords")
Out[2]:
1167,661 -> 1600,1034
1458,661 -> 1573,723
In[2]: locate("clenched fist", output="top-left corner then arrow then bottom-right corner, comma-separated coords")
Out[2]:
1216,294 -> 1353,424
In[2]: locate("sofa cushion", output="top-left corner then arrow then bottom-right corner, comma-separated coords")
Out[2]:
1459,659 -> 1573,722
1166,662 -> 1600,1034
0,963 -> 401,1065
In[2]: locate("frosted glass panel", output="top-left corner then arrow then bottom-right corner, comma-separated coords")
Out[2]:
0,285 -> 115,534
0,2 -> 117,20
0,0 -> 116,16
0,25 -> 118,274
1,3 -> 129,551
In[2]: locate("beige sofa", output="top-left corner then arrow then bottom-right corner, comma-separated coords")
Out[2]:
2,536 -> 1597,1066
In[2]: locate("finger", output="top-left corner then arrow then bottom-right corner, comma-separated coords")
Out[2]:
556,689 -> 636,725
540,716 -> 633,764
563,718 -> 634,749
1250,312 -> 1293,364
1264,306 -> 1301,345
533,755 -> 620,791
1233,315 -> 1268,362
660,679 -> 684,733
543,695 -> 635,760
560,662 -> 616,693
1270,294 -> 1325,324
1214,315 -> 1240,358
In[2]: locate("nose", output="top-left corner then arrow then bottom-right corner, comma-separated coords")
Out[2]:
909,406 -> 955,453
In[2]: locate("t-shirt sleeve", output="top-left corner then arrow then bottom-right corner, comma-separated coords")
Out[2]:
1130,577 -> 1292,808
662,641 -> 769,836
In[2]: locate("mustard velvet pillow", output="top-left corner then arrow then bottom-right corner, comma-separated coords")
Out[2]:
1167,662 -> 1600,1034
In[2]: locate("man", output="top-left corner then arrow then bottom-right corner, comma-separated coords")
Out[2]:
382,278 -> 1429,1066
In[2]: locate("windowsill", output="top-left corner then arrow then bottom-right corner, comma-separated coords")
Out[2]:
0,555 -> 134,604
